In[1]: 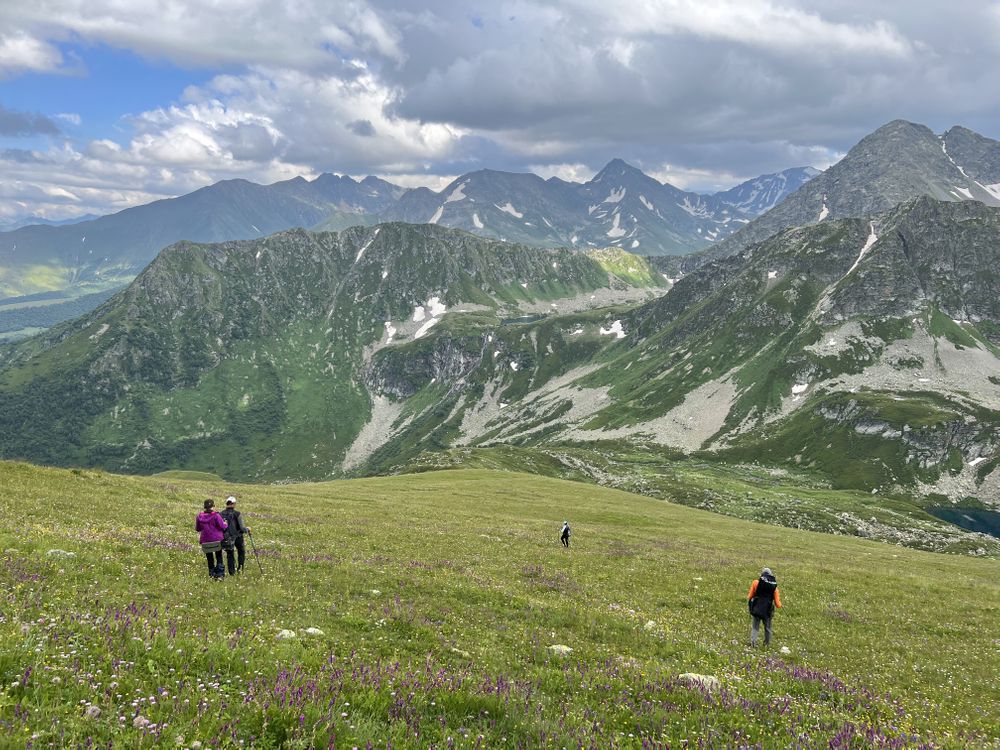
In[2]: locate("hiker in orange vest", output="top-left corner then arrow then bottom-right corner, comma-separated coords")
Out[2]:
747,567 -> 782,647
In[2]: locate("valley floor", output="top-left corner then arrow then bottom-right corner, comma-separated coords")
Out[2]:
0,461 -> 997,748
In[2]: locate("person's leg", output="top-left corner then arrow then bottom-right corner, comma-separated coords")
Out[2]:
205,552 -> 215,576
764,616 -> 773,646
236,537 -> 246,571
750,616 -> 761,646
225,547 -> 236,576
214,550 -> 225,579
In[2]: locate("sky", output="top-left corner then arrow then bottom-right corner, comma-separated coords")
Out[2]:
1,0 -> 999,223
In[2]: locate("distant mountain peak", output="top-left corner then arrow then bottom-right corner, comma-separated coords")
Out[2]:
591,158 -> 648,183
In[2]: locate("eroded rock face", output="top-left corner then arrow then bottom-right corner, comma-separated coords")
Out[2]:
815,398 -> 997,471
365,334 -> 489,400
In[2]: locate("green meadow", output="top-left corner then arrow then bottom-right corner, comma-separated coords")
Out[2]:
0,460 -> 997,748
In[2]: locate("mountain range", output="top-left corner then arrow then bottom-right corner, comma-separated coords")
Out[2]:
2,118 -> 1000,551
0,161 -> 816,304
2,197 -> 999,494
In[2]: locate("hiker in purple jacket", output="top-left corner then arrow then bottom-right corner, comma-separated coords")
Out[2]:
195,499 -> 228,579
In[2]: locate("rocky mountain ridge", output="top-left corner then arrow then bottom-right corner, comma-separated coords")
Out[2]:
0,161 -> 814,303
693,119 -> 1000,268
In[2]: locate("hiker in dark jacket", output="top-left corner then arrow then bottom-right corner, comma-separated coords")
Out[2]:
220,496 -> 250,575
747,567 -> 782,647
560,521 -> 571,548
195,499 -> 228,579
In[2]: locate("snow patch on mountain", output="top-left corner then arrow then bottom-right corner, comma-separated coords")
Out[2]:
603,187 -> 626,203
600,320 -> 625,339
818,203 -> 829,221
639,195 -> 654,211
427,296 -> 447,317
355,227 -> 380,262
845,222 -> 878,278
428,205 -> 444,224
412,305 -> 426,322
414,317 -> 439,339
473,213 -> 483,229
445,181 -> 468,203
607,213 -> 626,238
496,202 -> 524,218
679,197 -> 711,218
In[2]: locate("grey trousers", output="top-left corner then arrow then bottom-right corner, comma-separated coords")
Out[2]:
750,615 -> 773,646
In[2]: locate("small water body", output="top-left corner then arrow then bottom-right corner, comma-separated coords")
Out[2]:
501,314 -> 548,326
928,507 -> 1000,539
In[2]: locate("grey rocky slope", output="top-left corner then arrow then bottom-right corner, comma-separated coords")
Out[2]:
688,120 -> 1000,269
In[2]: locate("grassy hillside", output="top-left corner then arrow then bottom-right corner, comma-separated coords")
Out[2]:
0,461 -> 997,748
399,444 -> 1000,555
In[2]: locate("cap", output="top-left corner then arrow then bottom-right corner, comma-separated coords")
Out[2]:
226,496 -> 236,505
762,567 -> 772,576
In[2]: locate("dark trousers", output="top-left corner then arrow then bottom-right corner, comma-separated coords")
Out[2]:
225,537 -> 246,575
205,550 -> 224,578
751,615 -> 773,646
561,534 -> 570,547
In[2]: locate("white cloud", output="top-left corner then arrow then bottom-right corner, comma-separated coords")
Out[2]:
1,0 -> 999,222
577,0 -> 914,58
0,1 -> 405,70
0,32 -> 62,75
528,162 -> 596,183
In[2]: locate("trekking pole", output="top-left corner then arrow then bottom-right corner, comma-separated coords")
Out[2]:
247,530 -> 264,574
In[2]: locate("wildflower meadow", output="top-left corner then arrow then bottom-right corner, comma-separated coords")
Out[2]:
0,461 -> 997,748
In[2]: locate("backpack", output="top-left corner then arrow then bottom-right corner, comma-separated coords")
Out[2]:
221,509 -> 240,549
750,574 -> 777,618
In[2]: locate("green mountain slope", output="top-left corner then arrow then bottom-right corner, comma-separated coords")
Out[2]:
0,224 -> 666,480
0,461 -> 996,747
360,199 -> 1000,510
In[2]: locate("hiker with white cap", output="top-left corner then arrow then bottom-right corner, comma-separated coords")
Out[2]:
560,521 -> 571,548
220,496 -> 250,575
747,567 -> 782,647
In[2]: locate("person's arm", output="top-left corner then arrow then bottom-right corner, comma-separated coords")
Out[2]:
774,588 -> 782,608
217,513 -> 228,531
747,580 -> 758,600
195,517 -> 202,532
238,512 -> 248,533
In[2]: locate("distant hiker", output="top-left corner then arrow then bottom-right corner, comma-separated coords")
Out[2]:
196,499 -> 228,580
220,496 -> 250,575
560,521 -> 571,548
747,567 -> 782,647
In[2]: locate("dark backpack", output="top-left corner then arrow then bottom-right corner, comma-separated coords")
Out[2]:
221,509 -> 241,549
750,574 -> 777,618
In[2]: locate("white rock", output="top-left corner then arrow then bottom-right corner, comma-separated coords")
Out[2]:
548,644 -> 573,656
779,646 -> 791,655
276,629 -> 297,640
304,627 -> 325,637
679,673 -> 720,692
46,549 -> 76,558
643,620 -> 659,632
